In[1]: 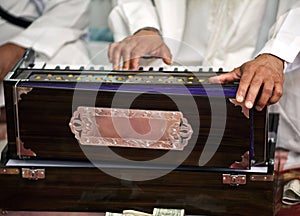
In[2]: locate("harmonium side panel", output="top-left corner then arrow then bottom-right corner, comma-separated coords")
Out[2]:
0,166 -> 275,216
6,85 -> 266,168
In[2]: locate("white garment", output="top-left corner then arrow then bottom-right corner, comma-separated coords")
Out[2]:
109,0 -> 300,70
0,0 -> 91,64
270,62 -> 300,154
0,0 -> 91,107
109,0 -> 300,154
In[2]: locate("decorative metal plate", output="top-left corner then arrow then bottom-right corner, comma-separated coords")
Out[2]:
69,107 -> 193,150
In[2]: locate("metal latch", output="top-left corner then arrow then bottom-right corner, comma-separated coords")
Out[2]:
22,168 -> 45,180
223,174 -> 246,186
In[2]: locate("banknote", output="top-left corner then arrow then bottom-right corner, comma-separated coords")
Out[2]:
106,208 -> 184,216
153,208 -> 185,216
282,179 -> 300,205
123,210 -> 153,216
105,212 -> 123,216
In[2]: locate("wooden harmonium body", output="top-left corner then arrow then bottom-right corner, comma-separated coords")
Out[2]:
0,52 -> 277,215
4,63 -> 267,169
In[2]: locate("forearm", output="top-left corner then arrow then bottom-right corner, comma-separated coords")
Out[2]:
8,0 -> 90,58
0,43 -> 25,80
259,5 -> 300,64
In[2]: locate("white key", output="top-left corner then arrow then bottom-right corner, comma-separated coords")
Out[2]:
29,61 -> 46,69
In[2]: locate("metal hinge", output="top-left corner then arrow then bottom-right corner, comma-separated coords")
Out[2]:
22,168 -> 45,180
0,168 -> 19,175
223,174 -> 246,186
1,209 -> 8,215
250,174 -> 274,182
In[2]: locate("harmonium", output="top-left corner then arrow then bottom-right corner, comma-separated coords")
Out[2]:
0,50 -> 278,215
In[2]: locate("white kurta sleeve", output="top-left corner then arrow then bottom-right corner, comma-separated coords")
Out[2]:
108,0 -> 160,41
8,0 -> 90,59
259,1 -> 300,64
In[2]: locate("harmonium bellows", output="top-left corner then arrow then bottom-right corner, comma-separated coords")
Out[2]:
0,50 -> 276,216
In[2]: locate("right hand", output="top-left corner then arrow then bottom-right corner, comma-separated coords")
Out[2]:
108,29 -> 172,70
209,54 -> 284,111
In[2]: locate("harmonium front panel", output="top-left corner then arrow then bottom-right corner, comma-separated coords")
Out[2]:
4,64 -> 267,170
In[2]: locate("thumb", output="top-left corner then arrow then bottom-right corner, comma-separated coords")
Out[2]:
208,76 -> 221,84
209,68 -> 241,84
163,57 -> 172,65
160,45 -> 172,65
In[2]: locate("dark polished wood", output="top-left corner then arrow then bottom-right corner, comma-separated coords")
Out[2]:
0,165 -> 275,216
1,64 -> 274,216
5,84 -> 266,168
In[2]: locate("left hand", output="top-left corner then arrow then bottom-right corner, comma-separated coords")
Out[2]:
108,29 -> 172,70
209,54 -> 284,111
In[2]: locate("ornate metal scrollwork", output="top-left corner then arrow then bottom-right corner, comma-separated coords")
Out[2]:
69,107 -> 193,150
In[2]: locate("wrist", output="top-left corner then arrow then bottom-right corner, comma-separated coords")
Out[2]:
134,27 -> 162,38
6,43 -> 26,59
257,53 -> 285,69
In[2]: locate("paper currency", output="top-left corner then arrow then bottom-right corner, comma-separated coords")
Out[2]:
282,179 -> 300,205
106,208 -> 185,216
105,212 -> 123,216
153,208 -> 185,216
123,210 -> 153,216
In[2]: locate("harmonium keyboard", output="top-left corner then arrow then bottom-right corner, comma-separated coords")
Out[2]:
0,50 -> 278,215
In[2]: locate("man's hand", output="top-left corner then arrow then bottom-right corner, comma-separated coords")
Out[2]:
209,54 -> 284,111
108,29 -> 172,70
0,43 -> 26,81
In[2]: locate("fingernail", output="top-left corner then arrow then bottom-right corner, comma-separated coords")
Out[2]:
208,76 -> 219,84
237,95 -> 244,102
255,105 -> 262,111
245,101 -> 253,109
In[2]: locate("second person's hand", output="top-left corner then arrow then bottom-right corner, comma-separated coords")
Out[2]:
0,43 -> 26,81
108,29 -> 172,70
